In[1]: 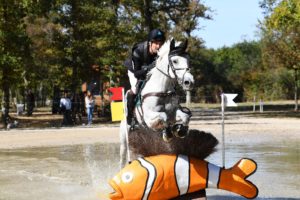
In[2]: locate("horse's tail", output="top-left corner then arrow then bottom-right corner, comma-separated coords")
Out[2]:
129,128 -> 218,159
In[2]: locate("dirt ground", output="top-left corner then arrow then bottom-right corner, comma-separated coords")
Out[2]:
0,110 -> 299,149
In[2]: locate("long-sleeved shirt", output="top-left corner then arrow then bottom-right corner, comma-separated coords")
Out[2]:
124,41 -> 157,80
60,97 -> 71,110
85,96 -> 95,108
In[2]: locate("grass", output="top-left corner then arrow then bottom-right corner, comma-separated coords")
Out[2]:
185,100 -> 299,119
1,100 -> 299,130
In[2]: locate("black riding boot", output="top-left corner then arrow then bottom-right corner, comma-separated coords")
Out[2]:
126,92 -> 136,125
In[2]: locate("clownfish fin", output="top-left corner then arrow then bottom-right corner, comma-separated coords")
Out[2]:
218,158 -> 259,199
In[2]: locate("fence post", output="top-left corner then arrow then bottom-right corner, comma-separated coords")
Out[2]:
253,96 -> 256,112
186,90 -> 191,107
259,99 -> 264,113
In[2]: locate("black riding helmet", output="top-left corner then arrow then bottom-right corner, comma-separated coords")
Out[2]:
148,28 -> 165,42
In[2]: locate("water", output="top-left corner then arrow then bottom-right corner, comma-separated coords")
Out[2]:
0,140 -> 299,200
206,141 -> 300,199
0,144 -> 119,200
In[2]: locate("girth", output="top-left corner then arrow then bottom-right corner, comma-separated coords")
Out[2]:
141,91 -> 176,103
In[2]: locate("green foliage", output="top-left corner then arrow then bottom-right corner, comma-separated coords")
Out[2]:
261,0 -> 300,69
1,0 -> 298,119
0,0 -> 213,109
260,0 -> 299,109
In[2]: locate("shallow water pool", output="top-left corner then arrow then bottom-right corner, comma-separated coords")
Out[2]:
0,139 -> 299,200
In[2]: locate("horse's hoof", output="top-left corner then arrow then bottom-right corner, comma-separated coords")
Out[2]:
162,129 -> 173,142
172,124 -> 189,138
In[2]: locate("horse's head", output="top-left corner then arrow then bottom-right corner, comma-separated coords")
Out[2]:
167,39 -> 194,91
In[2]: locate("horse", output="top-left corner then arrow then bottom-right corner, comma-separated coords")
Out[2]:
120,38 -> 194,168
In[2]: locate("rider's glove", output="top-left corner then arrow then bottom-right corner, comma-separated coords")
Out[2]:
142,62 -> 155,72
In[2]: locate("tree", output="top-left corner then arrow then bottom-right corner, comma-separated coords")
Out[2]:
228,41 -> 264,101
0,0 -> 31,125
260,0 -> 300,110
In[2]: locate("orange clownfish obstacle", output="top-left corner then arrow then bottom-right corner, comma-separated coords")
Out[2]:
109,154 -> 258,200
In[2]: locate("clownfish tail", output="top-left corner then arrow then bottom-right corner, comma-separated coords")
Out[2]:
218,158 -> 259,199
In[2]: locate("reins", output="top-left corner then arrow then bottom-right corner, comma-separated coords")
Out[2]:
141,53 -> 189,102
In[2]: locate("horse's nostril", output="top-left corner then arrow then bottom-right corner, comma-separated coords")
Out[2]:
184,81 -> 190,86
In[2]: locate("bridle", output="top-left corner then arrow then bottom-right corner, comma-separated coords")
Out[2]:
167,52 -> 191,86
142,52 -> 190,103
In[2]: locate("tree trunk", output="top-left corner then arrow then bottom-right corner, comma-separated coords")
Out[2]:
2,68 -> 10,127
71,0 -> 79,95
294,68 -> 298,111
1,2 -> 10,127
143,0 -> 152,31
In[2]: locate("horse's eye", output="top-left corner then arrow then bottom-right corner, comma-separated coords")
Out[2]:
173,59 -> 178,64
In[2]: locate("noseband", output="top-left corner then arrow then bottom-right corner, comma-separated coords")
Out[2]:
168,53 -> 190,86
155,52 -> 190,86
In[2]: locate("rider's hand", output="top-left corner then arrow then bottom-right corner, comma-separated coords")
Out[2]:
143,67 -> 149,72
143,62 -> 155,72
142,66 -> 149,73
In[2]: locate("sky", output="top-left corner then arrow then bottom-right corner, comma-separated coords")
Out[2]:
195,0 -> 264,49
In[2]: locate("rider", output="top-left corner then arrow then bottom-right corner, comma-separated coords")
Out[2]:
124,28 -> 166,125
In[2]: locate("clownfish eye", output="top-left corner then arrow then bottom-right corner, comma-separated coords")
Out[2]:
121,172 -> 134,183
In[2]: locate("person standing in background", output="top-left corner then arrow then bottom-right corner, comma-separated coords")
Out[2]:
85,91 -> 95,125
60,92 -> 72,126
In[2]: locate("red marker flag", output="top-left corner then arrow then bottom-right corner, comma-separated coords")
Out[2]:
108,87 -> 123,101
108,87 -> 125,121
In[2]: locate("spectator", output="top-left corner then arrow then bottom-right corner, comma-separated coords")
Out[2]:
60,92 -> 72,126
85,91 -> 95,125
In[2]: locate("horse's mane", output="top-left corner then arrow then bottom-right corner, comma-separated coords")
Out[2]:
148,38 -> 184,76
157,39 -> 171,58
157,38 -> 184,58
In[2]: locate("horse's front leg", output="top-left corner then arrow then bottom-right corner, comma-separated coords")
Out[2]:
172,108 -> 192,138
176,108 -> 191,126
143,105 -> 168,131
119,120 -> 129,169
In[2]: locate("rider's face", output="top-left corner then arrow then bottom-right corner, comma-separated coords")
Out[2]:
149,40 -> 163,54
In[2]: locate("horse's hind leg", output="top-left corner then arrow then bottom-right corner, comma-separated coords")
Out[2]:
119,120 -> 128,169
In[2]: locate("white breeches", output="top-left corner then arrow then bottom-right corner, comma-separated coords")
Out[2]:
128,70 -> 138,94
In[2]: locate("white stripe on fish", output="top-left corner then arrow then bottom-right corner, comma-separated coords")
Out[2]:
138,158 -> 157,200
175,154 -> 190,195
208,163 -> 221,188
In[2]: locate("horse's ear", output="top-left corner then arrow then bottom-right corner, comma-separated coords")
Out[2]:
181,39 -> 188,51
170,38 -> 175,50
